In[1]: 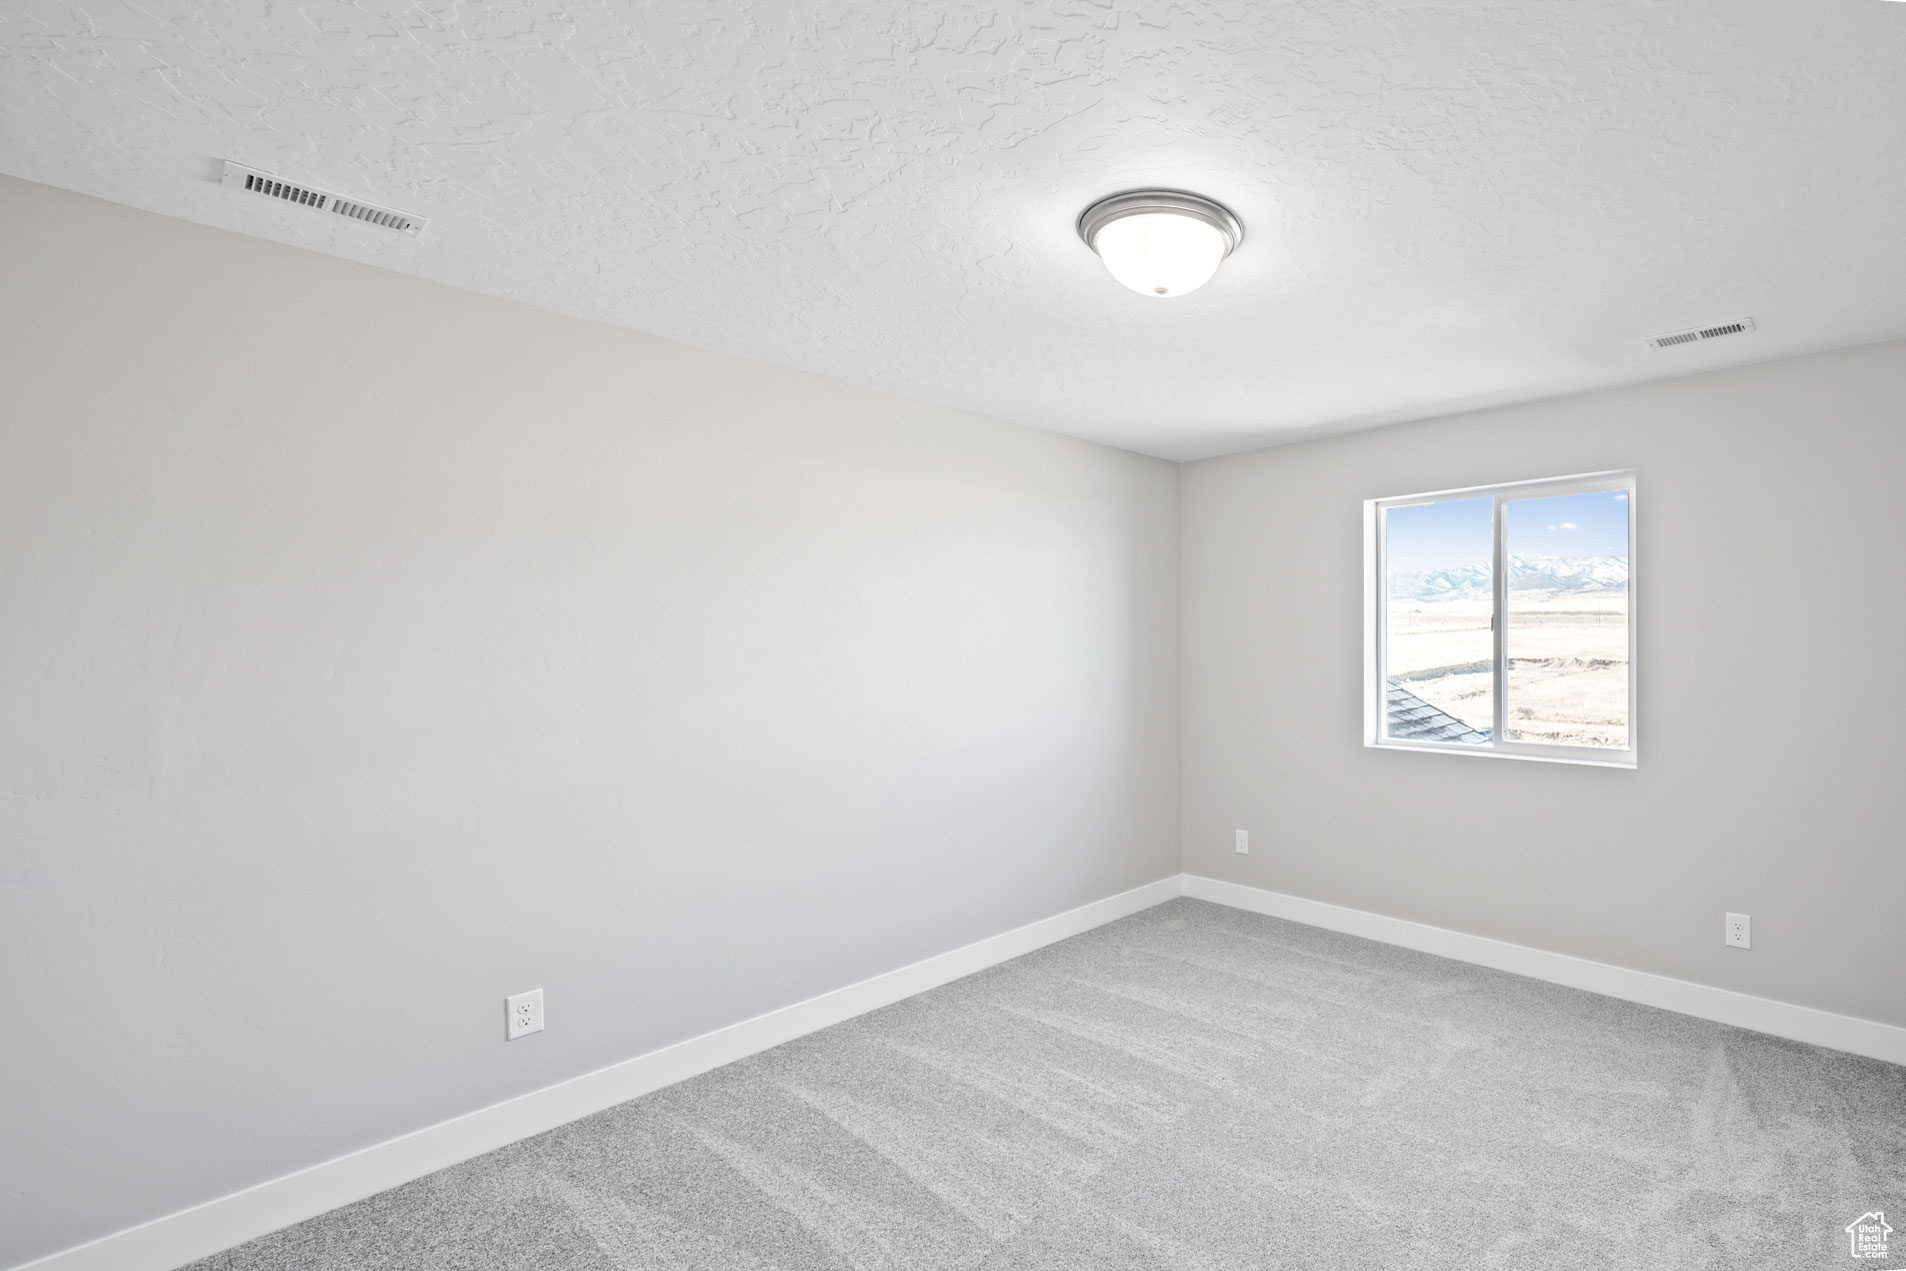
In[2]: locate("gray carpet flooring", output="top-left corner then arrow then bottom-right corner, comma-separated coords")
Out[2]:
190,899 -> 1906,1270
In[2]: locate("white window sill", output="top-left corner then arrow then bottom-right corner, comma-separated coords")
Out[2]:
1366,739 -> 1636,769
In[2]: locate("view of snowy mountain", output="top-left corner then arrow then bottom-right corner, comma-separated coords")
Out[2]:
1389,554 -> 1629,600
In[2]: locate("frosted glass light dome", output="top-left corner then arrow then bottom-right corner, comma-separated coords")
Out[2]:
1079,190 -> 1242,299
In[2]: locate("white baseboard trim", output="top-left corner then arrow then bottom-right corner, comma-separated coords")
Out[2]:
29,872 -> 1899,1271
1182,873 -> 1906,1068
17,875 -> 1183,1271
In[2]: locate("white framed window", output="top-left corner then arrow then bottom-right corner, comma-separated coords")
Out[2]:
1364,470 -> 1636,767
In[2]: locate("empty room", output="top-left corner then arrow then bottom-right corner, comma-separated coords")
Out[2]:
4,2 -> 1904,1268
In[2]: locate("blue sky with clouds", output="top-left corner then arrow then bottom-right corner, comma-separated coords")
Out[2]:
1507,489 -> 1629,558
1387,489 -> 1628,574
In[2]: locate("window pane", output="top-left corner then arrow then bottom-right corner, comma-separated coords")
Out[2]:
1384,497 -> 1493,743
1503,489 -> 1630,748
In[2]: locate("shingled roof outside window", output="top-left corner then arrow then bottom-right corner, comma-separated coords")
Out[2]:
1386,682 -> 1489,744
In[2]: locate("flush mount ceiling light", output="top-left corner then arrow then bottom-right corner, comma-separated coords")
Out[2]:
1078,189 -> 1242,298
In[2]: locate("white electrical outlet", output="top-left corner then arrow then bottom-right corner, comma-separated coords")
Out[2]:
1724,913 -> 1751,950
506,988 -> 544,1040
1235,829 -> 1249,855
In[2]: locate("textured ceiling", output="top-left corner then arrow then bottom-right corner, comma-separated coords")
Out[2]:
3,1 -> 1905,460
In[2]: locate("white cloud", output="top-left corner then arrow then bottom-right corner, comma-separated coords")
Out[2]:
1614,492 -> 1629,501
1547,521 -> 1579,531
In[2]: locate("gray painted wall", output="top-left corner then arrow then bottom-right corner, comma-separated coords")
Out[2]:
0,177 -> 1181,1266
9,168 -> 1905,1269
1182,338 -> 1906,1032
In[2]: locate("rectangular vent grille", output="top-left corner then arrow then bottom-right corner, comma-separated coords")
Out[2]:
1648,317 -> 1755,350
220,162 -> 427,237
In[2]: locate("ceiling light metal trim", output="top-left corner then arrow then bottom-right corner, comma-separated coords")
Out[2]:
1077,189 -> 1243,258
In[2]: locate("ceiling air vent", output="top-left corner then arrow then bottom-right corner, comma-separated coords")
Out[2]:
220,161 -> 428,237
1647,317 -> 1755,350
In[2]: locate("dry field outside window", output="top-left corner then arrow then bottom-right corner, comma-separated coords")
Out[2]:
1386,586 -> 1629,748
